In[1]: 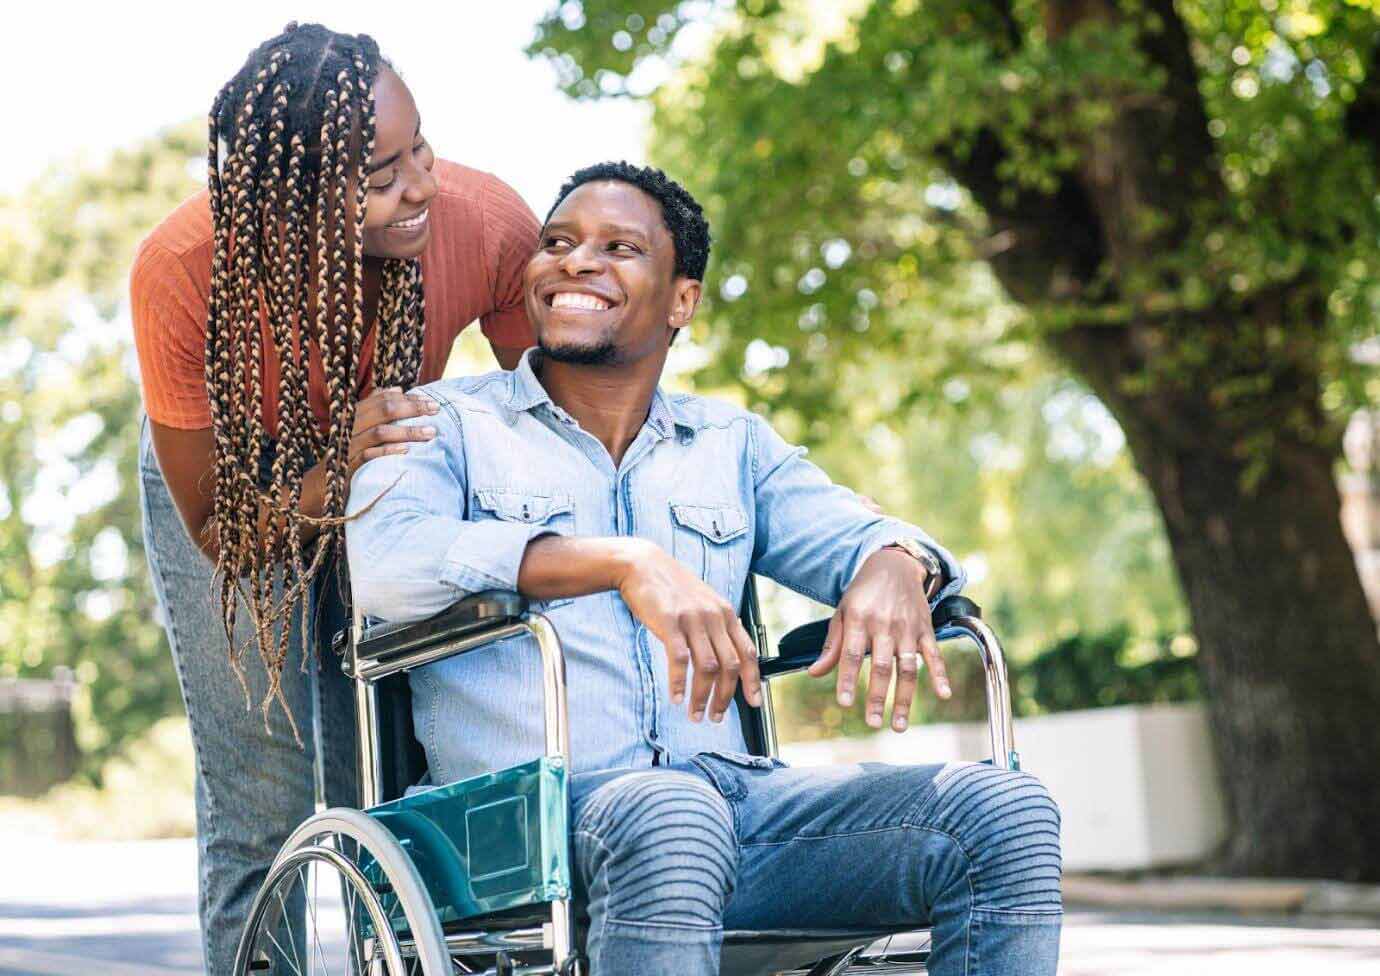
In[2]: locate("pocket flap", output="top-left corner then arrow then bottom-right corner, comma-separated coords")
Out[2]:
474,490 -> 573,525
671,503 -> 748,544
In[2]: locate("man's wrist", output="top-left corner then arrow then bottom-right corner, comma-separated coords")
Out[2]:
881,539 -> 945,600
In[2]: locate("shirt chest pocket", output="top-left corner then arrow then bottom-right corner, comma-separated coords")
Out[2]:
670,502 -> 750,602
472,489 -> 577,609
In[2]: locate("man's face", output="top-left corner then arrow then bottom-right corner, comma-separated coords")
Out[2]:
524,180 -> 700,366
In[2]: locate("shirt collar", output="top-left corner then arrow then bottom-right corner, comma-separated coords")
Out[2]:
505,346 -> 695,439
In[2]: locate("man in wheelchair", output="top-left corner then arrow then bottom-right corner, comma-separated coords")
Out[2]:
345,162 -> 1061,975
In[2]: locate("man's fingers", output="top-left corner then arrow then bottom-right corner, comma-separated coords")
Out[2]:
835,617 -> 870,708
919,624 -> 951,699
807,613 -> 845,677
892,629 -> 921,732
664,636 -> 691,708
704,616 -> 742,724
865,631 -> 895,729
686,624 -> 719,722
728,615 -> 763,708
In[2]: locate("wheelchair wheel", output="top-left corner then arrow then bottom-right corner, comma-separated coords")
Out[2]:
234,808 -> 451,976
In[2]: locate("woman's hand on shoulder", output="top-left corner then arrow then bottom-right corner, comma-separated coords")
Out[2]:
347,387 -> 441,479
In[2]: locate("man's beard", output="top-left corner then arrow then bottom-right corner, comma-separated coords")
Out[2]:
538,335 -> 620,366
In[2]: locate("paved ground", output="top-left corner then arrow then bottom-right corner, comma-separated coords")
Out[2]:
4,838 -> 1379,974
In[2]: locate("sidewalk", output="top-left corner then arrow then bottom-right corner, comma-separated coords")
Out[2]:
4,836 -> 1379,975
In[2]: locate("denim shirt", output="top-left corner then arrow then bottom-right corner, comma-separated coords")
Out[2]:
345,350 -> 965,784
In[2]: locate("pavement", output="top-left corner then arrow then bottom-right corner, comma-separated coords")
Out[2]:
4,837 -> 1380,975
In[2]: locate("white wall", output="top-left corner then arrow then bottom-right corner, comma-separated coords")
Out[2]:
780,703 -> 1228,872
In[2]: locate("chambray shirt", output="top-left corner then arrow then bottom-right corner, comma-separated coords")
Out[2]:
345,350 -> 965,784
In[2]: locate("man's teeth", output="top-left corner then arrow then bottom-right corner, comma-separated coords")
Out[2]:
551,292 -> 611,311
389,210 -> 428,229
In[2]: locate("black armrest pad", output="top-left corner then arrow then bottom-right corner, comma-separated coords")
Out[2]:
764,594 -> 982,678
353,590 -> 529,663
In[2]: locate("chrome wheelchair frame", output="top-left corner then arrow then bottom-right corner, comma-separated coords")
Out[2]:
234,581 -> 1016,976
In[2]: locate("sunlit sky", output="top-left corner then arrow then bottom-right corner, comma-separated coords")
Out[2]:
7,2 -> 648,212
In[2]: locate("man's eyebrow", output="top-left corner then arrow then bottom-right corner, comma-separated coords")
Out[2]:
544,219 -> 654,243
365,117 -> 423,176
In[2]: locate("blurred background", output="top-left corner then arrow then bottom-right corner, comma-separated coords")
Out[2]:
2,1 -> 1379,973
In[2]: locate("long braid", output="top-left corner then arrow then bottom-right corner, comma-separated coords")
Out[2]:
203,24 -> 425,735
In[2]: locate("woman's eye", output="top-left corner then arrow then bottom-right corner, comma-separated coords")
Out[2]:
543,237 -> 571,249
609,241 -> 640,253
368,175 -> 396,192
413,139 -> 428,155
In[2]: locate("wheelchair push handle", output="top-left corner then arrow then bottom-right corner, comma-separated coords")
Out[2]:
764,596 -> 1019,770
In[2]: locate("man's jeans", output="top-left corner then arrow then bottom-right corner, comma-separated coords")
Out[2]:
572,756 -> 1063,976
137,420 -> 357,974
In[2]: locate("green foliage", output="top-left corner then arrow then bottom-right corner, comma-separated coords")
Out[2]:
1017,627 -> 1201,715
531,0 -> 1379,444
0,122 -> 203,779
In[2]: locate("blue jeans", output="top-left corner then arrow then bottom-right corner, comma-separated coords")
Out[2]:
137,419 -> 358,975
571,755 -> 1062,975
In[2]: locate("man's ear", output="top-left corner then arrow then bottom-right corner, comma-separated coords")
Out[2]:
669,277 -> 702,335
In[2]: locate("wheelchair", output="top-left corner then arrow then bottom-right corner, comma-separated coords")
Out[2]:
233,579 -> 1019,976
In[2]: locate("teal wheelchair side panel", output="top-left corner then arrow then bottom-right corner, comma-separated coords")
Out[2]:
362,757 -> 571,933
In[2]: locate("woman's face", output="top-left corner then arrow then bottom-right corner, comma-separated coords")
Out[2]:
360,67 -> 437,259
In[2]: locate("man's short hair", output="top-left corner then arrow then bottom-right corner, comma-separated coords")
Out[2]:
545,161 -> 712,282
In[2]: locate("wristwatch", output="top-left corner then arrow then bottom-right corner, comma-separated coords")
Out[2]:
883,538 -> 946,601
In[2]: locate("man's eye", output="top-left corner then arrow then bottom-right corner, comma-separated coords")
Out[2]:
609,241 -> 640,253
543,237 -> 571,249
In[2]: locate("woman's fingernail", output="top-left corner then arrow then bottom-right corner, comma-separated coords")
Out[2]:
692,708 -> 704,722
894,716 -> 908,731
939,681 -> 952,698
672,692 -> 684,705
839,690 -> 854,707
427,402 -> 439,412
867,711 -> 882,728
420,426 -> 437,437
711,711 -> 724,724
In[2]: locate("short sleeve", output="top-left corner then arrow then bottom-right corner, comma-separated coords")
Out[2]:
129,243 -> 212,429
477,175 -> 539,351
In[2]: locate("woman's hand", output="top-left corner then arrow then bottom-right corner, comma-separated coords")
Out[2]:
346,387 -> 440,479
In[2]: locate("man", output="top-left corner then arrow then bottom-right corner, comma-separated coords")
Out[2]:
346,162 -> 1061,975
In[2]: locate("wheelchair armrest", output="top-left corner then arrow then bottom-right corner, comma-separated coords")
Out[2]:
341,590 -> 529,678
762,595 -> 983,678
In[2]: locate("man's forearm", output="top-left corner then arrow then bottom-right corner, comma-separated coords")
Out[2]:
516,534 -> 648,601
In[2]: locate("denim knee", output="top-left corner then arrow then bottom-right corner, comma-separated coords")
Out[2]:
575,771 -> 737,928
921,764 -> 1062,913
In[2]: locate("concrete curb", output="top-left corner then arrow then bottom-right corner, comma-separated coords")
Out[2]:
1063,875 -> 1380,918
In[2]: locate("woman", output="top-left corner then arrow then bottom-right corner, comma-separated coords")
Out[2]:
130,23 -> 536,972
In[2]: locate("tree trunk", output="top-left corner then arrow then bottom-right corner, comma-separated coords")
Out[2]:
1048,319 -> 1380,880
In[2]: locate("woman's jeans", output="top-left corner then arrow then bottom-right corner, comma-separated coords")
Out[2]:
571,756 -> 1063,976
137,419 -> 357,975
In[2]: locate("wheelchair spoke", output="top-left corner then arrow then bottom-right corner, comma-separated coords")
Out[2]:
275,881 -> 306,976
262,925 -> 305,976
301,863 -> 332,976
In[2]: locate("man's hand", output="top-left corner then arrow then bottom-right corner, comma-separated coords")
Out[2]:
807,548 -> 950,732
615,541 -> 763,723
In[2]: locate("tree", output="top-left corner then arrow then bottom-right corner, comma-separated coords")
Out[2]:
529,1 -> 1380,879
0,123 -> 202,777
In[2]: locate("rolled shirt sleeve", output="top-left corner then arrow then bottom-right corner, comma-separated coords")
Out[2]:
748,415 -> 965,608
344,394 -> 558,622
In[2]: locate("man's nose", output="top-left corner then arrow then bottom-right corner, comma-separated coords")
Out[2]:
558,241 -> 603,276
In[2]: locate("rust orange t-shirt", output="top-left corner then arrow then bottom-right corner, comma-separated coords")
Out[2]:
130,159 -> 539,434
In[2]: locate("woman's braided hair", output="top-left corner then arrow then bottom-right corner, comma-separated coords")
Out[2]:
205,23 -> 425,738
